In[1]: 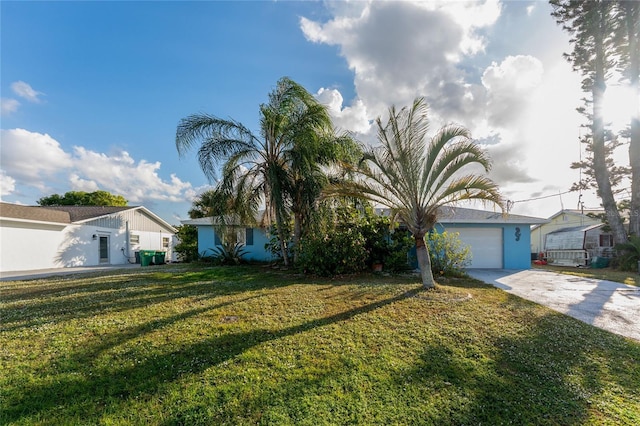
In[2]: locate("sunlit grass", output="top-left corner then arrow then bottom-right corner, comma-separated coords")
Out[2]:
1,264 -> 639,425
533,264 -> 639,287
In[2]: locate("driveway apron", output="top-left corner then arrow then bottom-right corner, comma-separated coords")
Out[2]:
468,269 -> 640,341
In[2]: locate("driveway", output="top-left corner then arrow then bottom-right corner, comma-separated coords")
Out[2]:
0,263 -> 142,281
468,269 -> 640,342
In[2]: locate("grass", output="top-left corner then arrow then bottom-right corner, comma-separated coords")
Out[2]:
1,264 -> 639,425
532,263 -> 639,287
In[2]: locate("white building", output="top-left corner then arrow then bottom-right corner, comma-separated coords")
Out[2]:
0,203 -> 176,273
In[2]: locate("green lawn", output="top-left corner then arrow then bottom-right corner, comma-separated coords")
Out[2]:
532,263 -> 639,287
1,265 -> 639,425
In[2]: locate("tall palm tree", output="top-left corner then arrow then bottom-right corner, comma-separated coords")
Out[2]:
176,77 -> 336,266
327,98 -> 504,289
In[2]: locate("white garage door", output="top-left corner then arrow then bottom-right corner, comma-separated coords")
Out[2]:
455,228 -> 503,268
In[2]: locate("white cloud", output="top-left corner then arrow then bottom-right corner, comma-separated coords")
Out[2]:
0,170 -> 16,198
11,81 -> 44,103
482,55 -> 544,128
527,5 -> 536,16
71,146 -> 194,203
0,128 -> 73,190
0,128 -> 195,205
300,0 -> 599,218
1,98 -> 20,115
301,0 -> 502,130
315,88 -> 371,134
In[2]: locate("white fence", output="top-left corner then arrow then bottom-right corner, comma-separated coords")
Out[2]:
545,249 -> 590,267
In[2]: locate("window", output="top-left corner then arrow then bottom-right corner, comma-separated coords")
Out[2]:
162,237 -> 169,248
245,228 -> 254,246
130,234 -> 140,244
599,234 -> 614,247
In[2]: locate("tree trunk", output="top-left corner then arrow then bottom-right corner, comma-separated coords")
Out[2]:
292,211 -> 303,265
623,1 -> 640,236
274,210 -> 290,267
414,234 -> 435,289
592,3 -> 628,245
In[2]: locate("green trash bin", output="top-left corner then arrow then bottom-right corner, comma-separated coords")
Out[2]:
140,250 -> 155,267
154,251 -> 166,265
590,256 -> 609,269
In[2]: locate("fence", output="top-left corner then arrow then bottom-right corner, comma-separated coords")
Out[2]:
545,249 -> 590,267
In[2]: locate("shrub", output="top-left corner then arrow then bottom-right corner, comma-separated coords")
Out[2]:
615,235 -> 640,271
427,231 -> 471,277
297,228 -> 368,276
209,243 -> 248,265
383,229 -> 415,272
174,225 -> 199,263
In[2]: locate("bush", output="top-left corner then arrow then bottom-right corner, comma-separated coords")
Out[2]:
297,228 -> 368,276
296,204 -> 413,276
208,243 -> 248,266
384,230 -> 416,272
427,231 -> 471,277
615,235 -> 640,271
174,225 -> 198,263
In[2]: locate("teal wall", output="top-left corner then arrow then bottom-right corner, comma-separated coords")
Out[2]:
435,223 -> 532,270
197,226 -> 274,262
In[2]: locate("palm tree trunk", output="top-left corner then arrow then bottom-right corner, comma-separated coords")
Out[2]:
414,234 -> 435,289
293,211 -> 303,265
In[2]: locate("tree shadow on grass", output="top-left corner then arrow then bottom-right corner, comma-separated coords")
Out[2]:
399,312 -> 640,425
1,286 -> 422,423
0,266 -> 296,332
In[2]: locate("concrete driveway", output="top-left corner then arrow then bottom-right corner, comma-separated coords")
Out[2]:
468,269 -> 640,342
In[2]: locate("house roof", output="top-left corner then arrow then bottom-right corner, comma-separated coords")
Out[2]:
181,210 -> 268,227
183,206 -> 546,227
43,205 -> 132,222
0,202 -> 71,224
0,203 -> 176,232
435,206 -> 547,224
547,223 -> 604,234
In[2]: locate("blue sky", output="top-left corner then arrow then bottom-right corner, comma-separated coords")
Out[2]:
1,1 -> 635,224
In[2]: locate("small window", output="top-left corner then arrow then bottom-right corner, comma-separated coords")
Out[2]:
130,234 -> 140,244
162,237 -> 169,248
246,228 -> 254,246
599,234 -> 613,247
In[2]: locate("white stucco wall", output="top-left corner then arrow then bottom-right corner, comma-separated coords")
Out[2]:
1,220 -> 176,273
1,220 -> 68,272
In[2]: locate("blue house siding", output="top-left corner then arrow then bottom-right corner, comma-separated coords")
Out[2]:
438,223 -> 532,270
502,224 -> 531,269
196,226 -> 273,262
183,208 -> 544,270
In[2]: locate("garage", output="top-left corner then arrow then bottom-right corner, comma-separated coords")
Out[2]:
455,228 -> 503,269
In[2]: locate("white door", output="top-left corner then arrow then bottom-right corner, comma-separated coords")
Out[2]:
455,228 -> 503,268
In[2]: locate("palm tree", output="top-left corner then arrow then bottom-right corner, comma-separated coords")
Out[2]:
326,97 -> 504,289
176,77 -> 337,266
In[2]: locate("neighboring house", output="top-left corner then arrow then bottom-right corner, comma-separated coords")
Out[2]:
0,202 -> 176,273
185,207 -> 546,269
180,216 -> 273,262
531,209 -> 604,255
543,223 -> 615,266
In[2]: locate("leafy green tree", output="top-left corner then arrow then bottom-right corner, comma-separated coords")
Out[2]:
176,77 -> 350,267
326,98 -> 503,289
551,0 -> 628,244
615,1 -> 640,236
37,190 -> 127,206
173,224 -> 198,263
